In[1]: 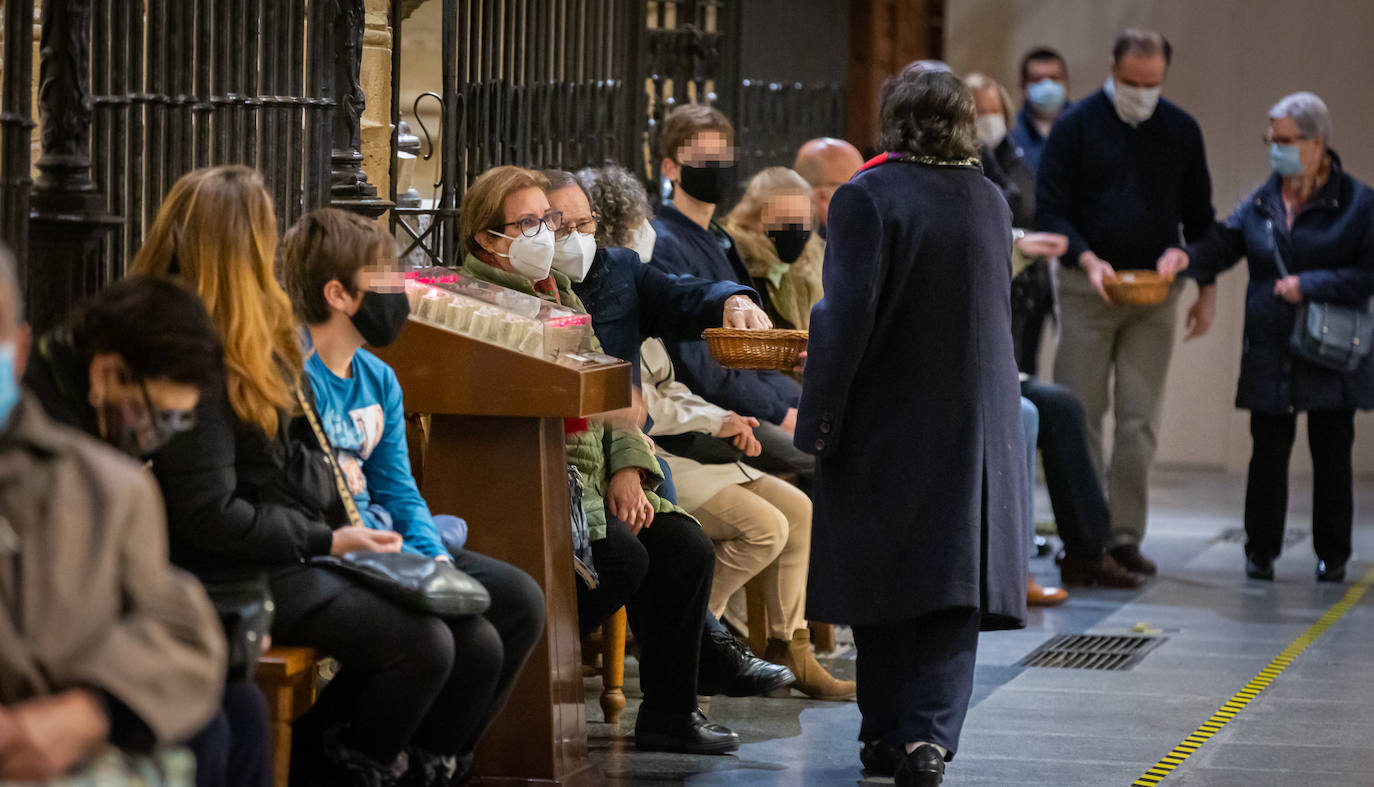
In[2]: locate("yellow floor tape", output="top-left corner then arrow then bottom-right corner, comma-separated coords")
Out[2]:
1130,563 -> 1374,786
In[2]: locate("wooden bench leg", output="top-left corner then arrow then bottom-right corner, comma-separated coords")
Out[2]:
599,607 -> 627,726
810,621 -> 836,654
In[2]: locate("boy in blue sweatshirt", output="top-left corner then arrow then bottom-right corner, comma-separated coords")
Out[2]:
281,208 -> 546,775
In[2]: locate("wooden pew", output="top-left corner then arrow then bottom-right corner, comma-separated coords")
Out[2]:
374,317 -> 629,786
255,646 -> 318,787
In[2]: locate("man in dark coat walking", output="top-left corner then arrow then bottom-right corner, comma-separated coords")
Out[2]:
796,68 -> 1027,787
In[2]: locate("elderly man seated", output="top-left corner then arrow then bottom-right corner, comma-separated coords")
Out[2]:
0,247 -> 226,783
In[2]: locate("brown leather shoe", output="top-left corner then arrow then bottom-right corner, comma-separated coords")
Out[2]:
762,628 -> 857,701
1109,544 -> 1158,576
1027,576 -> 1069,606
1058,552 -> 1147,588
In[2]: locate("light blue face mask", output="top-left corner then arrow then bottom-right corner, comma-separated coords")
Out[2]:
1270,143 -> 1303,177
1026,79 -> 1066,115
0,343 -> 19,426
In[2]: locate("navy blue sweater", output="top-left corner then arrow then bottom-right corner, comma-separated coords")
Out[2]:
650,203 -> 802,425
1036,89 -> 1215,270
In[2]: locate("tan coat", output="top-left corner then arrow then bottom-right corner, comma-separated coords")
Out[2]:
0,397 -> 225,743
724,219 -> 825,330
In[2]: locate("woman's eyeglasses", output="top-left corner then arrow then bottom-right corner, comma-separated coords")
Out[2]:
500,211 -> 564,238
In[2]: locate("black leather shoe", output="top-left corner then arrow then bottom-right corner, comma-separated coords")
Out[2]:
697,630 -> 794,697
895,743 -> 946,786
1246,554 -> 1275,581
634,707 -> 740,754
859,739 -> 904,776
1317,560 -> 1347,583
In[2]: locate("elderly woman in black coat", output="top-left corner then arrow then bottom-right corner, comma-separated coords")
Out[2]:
1161,91 -> 1374,584
795,69 -> 1028,786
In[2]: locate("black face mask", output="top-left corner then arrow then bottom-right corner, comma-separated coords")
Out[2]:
97,382 -> 196,460
351,290 -> 411,348
676,162 -> 735,205
767,225 -> 810,264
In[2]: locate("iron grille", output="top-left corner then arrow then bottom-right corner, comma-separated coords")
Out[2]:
1017,634 -> 1165,671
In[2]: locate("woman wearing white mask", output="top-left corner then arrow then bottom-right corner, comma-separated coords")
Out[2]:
458,166 -> 786,754
967,73 -> 1033,228
1160,92 -> 1374,584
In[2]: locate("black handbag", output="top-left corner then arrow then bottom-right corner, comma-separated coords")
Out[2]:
295,386 -> 490,619
1270,220 -> 1373,372
653,432 -> 745,465
201,573 -> 274,682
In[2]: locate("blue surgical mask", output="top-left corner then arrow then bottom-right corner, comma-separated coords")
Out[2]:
0,343 -> 19,426
1027,79 -> 1066,115
1270,143 -> 1303,177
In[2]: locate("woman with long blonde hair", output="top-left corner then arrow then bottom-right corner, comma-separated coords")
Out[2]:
133,166 -> 502,786
724,167 -> 824,331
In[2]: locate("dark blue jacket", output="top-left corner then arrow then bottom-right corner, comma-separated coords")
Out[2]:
1010,100 -> 1069,178
572,245 -> 754,384
1185,153 -> 1374,414
1036,89 -> 1214,270
796,157 -> 1027,632
650,203 -> 802,425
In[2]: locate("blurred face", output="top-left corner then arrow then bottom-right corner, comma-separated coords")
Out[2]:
476,186 -> 558,268
973,86 -> 1004,117
1112,51 -> 1167,89
761,192 -> 812,233
799,143 -> 864,229
88,353 -> 199,457
1267,115 -> 1327,176
1023,58 -> 1067,92
662,130 -> 735,206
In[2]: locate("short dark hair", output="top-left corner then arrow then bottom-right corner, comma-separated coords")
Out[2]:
1112,28 -> 1171,65
70,275 -> 223,391
542,169 -> 591,203
877,69 -> 977,161
281,208 -> 394,324
1020,47 -> 1067,85
658,103 -> 735,162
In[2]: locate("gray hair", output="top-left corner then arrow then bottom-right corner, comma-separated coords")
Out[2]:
0,243 -> 20,330
1269,91 -> 1332,142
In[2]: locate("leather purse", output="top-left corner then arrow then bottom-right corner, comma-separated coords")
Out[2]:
1270,220 -> 1373,373
201,573 -> 274,682
652,431 -> 745,465
295,386 -> 490,619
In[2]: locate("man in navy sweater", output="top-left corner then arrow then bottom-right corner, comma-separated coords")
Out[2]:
650,104 -> 813,489
1036,28 -> 1215,577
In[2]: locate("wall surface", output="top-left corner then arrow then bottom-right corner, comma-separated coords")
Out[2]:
945,0 -> 1374,478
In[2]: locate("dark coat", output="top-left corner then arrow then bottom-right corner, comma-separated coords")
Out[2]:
1185,153 -> 1374,413
796,157 -> 1029,631
572,245 -> 754,384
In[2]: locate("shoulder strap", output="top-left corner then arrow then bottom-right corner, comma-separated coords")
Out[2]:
1266,218 -> 1291,278
294,385 -> 366,529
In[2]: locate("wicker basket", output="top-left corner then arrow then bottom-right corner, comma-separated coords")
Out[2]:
702,328 -> 809,370
1104,271 -> 1170,306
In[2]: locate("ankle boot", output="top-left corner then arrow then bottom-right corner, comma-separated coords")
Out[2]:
762,628 -> 857,701
320,726 -> 409,787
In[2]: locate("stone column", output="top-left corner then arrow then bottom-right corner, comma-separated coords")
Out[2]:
360,0 -> 392,205
329,0 -> 393,218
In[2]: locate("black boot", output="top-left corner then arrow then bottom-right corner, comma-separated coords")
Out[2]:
399,746 -> 459,787
895,743 -> 946,787
696,629 -> 794,697
1246,553 -> 1275,581
1317,560 -> 1347,583
859,738 -> 904,776
319,726 -> 408,787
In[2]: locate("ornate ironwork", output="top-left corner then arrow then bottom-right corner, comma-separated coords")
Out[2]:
0,0 -> 36,279
330,0 -> 391,217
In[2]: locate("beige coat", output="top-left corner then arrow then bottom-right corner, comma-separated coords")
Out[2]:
724,219 -> 825,330
0,397 -> 225,744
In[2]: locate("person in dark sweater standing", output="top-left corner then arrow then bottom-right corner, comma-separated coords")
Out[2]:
650,104 -> 813,489
1036,28 -> 1215,576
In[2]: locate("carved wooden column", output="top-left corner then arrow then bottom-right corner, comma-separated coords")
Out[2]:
28,0 -> 117,333
330,0 -> 393,218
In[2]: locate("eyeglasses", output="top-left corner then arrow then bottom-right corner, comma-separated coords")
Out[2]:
500,211 -> 563,238
555,213 -> 598,239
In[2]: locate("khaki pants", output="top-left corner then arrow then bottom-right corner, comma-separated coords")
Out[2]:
692,475 -> 812,640
1054,268 -> 1182,548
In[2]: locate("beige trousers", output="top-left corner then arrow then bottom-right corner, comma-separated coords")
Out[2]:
692,475 -> 812,640
1054,267 -> 1182,547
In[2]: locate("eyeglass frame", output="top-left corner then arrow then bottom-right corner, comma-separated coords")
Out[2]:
554,212 -> 599,240
496,210 -> 564,238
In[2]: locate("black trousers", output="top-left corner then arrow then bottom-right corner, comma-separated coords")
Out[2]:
1245,410 -> 1355,565
1021,379 -> 1112,558
271,549 -> 544,766
851,609 -> 980,759
576,511 -> 714,713
188,681 -> 272,787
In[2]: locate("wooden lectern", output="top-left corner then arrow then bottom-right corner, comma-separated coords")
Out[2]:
374,318 -> 629,786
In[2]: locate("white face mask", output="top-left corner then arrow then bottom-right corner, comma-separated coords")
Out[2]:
1107,77 -> 1161,126
628,220 -> 657,263
975,113 -> 1008,148
552,230 -> 597,283
488,226 -> 556,282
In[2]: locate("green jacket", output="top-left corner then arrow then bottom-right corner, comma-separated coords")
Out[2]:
459,255 -> 691,540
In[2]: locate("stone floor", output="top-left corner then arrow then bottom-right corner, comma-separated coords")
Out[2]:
583,468 -> 1374,785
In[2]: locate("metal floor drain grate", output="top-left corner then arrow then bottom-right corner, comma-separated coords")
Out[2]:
1017,634 -> 1165,671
